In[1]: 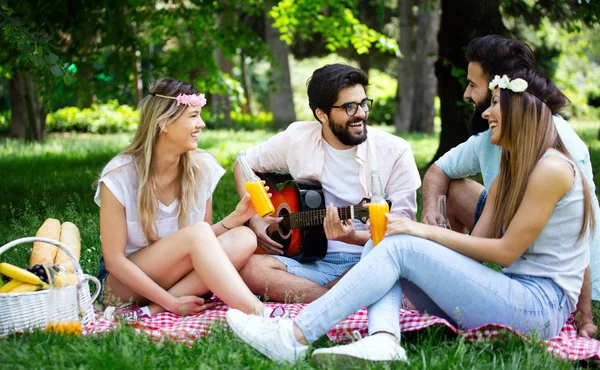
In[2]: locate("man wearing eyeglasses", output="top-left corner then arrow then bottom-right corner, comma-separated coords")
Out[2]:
233,63 -> 421,303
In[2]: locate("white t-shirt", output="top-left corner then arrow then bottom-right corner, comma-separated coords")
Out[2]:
94,151 -> 225,256
321,141 -> 368,254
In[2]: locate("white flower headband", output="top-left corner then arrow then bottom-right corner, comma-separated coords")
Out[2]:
150,92 -> 207,107
488,74 -> 528,92
488,74 -> 552,109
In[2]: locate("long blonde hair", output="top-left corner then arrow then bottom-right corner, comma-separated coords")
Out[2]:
490,71 -> 595,242
120,77 -> 205,242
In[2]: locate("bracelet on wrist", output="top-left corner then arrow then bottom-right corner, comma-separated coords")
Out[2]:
221,220 -> 232,230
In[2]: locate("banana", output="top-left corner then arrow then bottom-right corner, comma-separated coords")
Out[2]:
0,273 -> 4,289
0,279 -> 24,293
8,283 -> 41,293
0,262 -> 43,285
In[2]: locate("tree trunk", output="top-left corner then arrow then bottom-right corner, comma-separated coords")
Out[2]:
212,49 -> 233,128
433,0 -> 507,161
77,62 -> 94,108
410,0 -> 441,133
359,53 -> 371,77
9,70 -> 45,141
9,72 -> 25,138
395,0 -> 416,132
264,4 -> 296,130
240,49 -> 254,115
133,49 -> 143,108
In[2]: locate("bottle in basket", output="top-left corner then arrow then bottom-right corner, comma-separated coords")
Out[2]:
45,264 -> 82,335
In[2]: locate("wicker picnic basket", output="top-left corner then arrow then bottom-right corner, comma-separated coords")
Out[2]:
0,237 -> 101,335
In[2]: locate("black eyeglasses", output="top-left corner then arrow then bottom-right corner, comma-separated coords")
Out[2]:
331,99 -> 373,116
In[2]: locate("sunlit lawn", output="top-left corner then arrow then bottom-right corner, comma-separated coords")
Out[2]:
0,121 -> 598,369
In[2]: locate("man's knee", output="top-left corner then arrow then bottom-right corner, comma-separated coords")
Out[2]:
240,255 -> 286,278
447,179 -> 483,229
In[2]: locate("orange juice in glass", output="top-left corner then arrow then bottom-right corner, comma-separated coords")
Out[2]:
369,170 -> 389,246
237,152 -> 275,217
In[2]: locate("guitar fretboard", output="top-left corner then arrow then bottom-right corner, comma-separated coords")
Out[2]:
283,206 -> 357,229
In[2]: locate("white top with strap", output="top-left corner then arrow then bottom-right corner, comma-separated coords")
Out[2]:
94,151 -> 225,256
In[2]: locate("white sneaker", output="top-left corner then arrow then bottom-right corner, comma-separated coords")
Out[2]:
311,333 -> 408,367
226,309 -> 308,364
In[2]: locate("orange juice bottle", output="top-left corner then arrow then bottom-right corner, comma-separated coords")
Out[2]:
369,170 -> 389,246
237,152 -> 275,217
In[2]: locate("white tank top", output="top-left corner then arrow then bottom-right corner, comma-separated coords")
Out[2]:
503,151 -> 590,311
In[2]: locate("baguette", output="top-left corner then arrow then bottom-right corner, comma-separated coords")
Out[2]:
30,218 -> 61,266
54,222 -> 81,274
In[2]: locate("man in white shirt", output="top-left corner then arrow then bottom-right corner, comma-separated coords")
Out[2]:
234,64 -> 421,303
421,35 -> 599,337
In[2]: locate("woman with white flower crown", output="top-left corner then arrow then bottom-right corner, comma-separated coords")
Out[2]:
96,77 -> 278,321
225,69 -> 596,366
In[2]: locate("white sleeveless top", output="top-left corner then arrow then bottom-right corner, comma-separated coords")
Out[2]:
503,151 -> 590,311
94,151 -> 225,256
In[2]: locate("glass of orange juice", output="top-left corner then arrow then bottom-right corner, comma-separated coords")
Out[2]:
46,270 -> 82,336
369,170 -> 389,246
237,152 -> 275,217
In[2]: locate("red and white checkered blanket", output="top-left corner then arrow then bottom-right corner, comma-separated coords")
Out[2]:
85,300 -> 600,361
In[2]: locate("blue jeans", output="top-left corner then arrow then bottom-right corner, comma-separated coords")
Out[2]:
294,234 -> 571,341
473,189 -> 487,227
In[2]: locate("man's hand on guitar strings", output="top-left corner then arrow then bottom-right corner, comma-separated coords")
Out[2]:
249,215 -> 285,255
323,203 -> 356,244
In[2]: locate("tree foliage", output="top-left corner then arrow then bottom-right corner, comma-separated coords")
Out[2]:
270,0 -> 399,56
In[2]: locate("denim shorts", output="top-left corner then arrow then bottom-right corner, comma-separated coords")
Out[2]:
473,189 -> 488,227
273,252 -> 361,286
96,256 -> 109,305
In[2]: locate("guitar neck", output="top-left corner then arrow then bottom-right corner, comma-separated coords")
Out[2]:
289,206 -> 358,229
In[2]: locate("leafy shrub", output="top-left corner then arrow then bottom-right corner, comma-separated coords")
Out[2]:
0,110 -> 10,134
208,111 -> 273,131
46,100 -> 138,133
368,95 -> 395,125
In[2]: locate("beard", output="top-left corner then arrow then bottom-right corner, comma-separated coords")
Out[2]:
328,115 -> 368,146
467,92 -> 492,135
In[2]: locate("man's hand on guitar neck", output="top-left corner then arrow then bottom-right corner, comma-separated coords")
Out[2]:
248,215 -> 285,255
324,203 -> 367,245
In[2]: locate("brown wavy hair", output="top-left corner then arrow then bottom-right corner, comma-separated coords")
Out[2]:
490,71 -> 595,242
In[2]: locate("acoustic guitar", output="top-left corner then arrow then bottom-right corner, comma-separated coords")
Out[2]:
256,172 -> 382,262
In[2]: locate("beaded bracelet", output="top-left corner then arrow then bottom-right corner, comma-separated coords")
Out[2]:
221,220 -> 232,230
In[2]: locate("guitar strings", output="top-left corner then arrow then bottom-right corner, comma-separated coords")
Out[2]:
276,208 -> 354,228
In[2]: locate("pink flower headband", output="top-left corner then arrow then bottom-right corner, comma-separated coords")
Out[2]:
150,92 -> 207,107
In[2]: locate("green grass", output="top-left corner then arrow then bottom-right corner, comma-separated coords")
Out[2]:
0,122 -> 599,369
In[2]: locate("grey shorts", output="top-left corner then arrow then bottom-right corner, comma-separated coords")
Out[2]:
473,189 -> 488,227
273,252 -> 361,286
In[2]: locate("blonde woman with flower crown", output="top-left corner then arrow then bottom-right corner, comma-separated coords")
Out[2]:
225,70 -> 596,365
96,77 -> 278,321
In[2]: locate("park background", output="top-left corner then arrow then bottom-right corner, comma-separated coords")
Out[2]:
0,0 -> 599,368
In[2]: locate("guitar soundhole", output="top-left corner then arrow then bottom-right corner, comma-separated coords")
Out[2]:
277,206 -> 291,238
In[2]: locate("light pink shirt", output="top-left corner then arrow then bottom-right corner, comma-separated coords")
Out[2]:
245,121 -> 421,220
